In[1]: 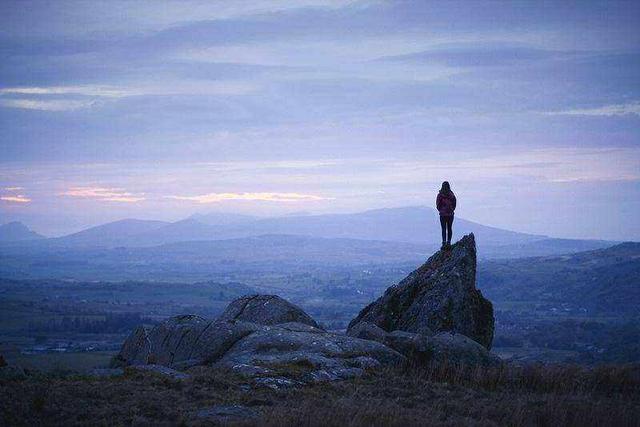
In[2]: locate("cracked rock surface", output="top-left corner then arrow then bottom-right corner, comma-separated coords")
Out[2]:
217,294 -> 321,329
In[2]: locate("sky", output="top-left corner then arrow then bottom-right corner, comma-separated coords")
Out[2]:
0,0 -> 639,240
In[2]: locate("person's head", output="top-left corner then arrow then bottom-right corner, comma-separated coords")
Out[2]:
440,181 -> 451,193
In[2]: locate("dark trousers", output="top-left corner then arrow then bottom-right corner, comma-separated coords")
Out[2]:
440,215 -> 454,243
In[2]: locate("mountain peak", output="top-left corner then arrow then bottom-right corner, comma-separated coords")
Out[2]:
0,221 -> 45,241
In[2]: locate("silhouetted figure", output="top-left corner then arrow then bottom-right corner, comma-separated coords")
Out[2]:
436,181 -> 456,249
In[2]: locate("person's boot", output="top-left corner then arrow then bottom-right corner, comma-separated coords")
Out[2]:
441,241 -> 446,250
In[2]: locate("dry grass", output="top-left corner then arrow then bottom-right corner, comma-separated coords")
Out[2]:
1,362 -> 639,426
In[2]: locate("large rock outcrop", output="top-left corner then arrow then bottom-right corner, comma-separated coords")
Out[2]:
217,322 -> 403,375
114,298 -> 404,380
348,234 -> 495,349
217,294 -> 321,329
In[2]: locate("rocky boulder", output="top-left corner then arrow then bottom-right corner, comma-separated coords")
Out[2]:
113,316 -> 260,369
115,296 -> 404,378
218,322 -> 404,375
217,294 -> 321,329
348,234 -> 494,349
348,321 -> 499,367
117,325 -> 151,366
427,331 -> 501,366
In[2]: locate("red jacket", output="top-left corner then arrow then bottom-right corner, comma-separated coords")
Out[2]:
436,191 -> 456,216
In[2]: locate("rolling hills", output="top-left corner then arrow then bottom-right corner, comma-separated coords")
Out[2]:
478,241 -> 640,316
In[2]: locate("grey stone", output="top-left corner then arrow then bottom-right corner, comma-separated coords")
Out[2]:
217,322 -> 405,371
254,376 -> 301,390
115,317 -> 259,369
346,321 -> 388,342
384,330 -> 432,358
304,369 -> 340,382
186,320 -> 261,364
217,294 -> 321,329
426,332 -> 502,366
348,234 -> 495,349
230,363 -> 273,377
113,325 -> 150,366
147,315 -> 209,366
351,356 -> 381,370
304,367 -> 365,383
349,325 -> 500,367
116,313 -> 402,383
276,322 -> 325,333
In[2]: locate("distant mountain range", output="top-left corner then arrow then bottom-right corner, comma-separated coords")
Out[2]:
1,206 -> 618,259
0,222 -> 44,242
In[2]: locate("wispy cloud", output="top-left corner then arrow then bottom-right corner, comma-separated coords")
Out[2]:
0,195 -> 31,203
0,99 -> 98,111
0,86 -> 131,98
166,192 -> 332,203
0,81 -> 258,111
2,82 -> 258,98
0,0 -> 363,38
545,102 -> 640,117
1,186 -> 31,203
60,187 -> 145,202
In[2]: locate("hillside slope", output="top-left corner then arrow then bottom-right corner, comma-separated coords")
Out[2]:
478,242 -> 640,315
52,219 -> 168,246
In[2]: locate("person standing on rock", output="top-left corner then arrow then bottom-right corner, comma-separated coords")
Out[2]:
436,181 -> 456,249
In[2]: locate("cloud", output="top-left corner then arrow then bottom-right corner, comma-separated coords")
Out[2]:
0,99 -> 99,111
0,0 -> 364,38
0,82 -> 258,111
545,102 -> 640,117
0,86 -> 131,98
0,194 -> 31,203
60,187 -> 145,202
0,86 -> 124,112
1,186 -> 31,203
167,192 -> 332,203
0,82 -> 257,98
377,44 -> 575,68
